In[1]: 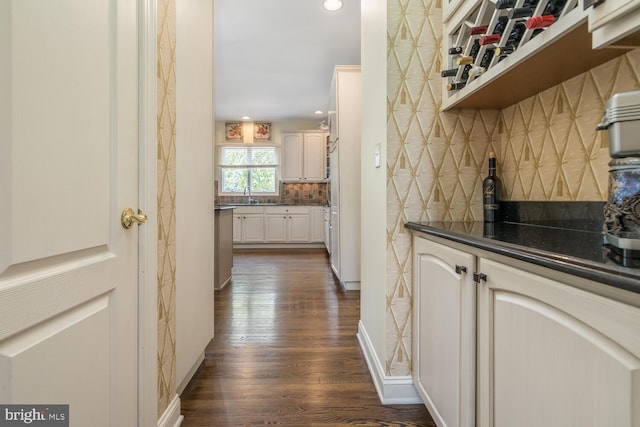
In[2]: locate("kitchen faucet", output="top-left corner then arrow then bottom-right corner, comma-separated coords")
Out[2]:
243,186 -> 257,204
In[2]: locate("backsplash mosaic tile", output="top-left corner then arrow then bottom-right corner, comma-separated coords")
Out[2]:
215,182 -> 329,206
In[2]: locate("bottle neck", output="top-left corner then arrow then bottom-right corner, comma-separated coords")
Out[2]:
488,158 -> 497,176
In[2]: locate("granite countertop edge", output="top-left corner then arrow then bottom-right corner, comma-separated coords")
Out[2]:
405,221 -> 640,296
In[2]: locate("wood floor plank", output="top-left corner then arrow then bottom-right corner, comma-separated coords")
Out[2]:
180,249 -> 435,426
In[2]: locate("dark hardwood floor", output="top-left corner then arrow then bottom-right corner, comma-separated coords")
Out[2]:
180,249 -> 435,426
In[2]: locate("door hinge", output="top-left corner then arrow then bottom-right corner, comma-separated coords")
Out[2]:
473,272 -> 487,283
455,265 -> 467,274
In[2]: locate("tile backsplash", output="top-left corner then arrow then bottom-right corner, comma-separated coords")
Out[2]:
215,181 -> 329,206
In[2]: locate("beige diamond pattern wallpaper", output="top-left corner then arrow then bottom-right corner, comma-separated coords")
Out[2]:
500,50 -> 640,201
387,0 -> 499,376
157,0 -> 177,417
386,0 -> 639,376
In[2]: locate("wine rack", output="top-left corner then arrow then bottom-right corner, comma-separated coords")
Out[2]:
440,0 -> 629,110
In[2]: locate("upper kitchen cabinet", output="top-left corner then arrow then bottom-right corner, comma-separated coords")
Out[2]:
587,0 -> 640,49
281,131 -> 327,182
441,0 -> 630,110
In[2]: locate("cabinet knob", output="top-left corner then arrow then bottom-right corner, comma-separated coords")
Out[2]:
473,273 -> 487,283
455,265 -> 467,274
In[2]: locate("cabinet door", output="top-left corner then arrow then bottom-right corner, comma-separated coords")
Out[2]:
413,236 -> 476,427
287,214 -> 310,242
310,207 -> 325,242
282,133 -> 302,181
233,214 -> 242,243
242,214 -> 264,243
303,133 -> 326,181
477,259 -> 640,427
265,214 -> 287,242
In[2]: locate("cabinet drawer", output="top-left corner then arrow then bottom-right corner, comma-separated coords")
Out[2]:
263,206 -> 310,215
233,206 -> 264,214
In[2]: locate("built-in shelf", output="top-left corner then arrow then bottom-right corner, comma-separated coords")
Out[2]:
442,5 -> 630,110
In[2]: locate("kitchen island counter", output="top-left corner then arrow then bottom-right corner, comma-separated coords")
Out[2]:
405,221 -> 640,295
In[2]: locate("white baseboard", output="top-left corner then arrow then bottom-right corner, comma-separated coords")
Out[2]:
357,320 -> 423,405
342,280 -> 361,291
157,394 -> 184,427
177,352 -> 204,395
233,243 -> 325,249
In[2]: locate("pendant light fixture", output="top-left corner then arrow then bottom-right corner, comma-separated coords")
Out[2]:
323,0 -> 343,11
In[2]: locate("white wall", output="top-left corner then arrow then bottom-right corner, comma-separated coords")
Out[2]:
359,0 -> 388,379
175,0 -> 215,393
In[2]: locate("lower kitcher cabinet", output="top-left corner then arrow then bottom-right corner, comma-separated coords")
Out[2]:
413,234 -> 640,427
233,207 -> 265,243
476,258 -> 640,427
412,236 -> 476,427
263,206 -> 311,243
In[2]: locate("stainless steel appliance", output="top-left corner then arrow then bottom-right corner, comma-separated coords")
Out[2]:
597,90 -> 640,259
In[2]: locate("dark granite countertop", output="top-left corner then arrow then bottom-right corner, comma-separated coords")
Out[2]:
405,220 -> 640,295
214,205 -> 237,211
216,203 -> 329,208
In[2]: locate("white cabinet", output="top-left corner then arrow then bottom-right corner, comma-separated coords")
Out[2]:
281,132 -> 327,182
310,207 -> 325,243
413,236 -> 476,427
477,258 -> 640,427
412,233 -> 640,427
587,0 -> 640,48
264,206 -> 310,243
232,206 -> 265,243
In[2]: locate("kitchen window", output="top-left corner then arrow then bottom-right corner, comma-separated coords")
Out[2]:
219,146 -> 279,195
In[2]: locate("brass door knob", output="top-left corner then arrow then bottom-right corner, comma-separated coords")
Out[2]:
121,208 -> 148,229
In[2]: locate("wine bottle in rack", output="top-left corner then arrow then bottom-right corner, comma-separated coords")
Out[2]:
495,0 -> 516,10
496,0 -> 539,10
494,44 -> 516,61
479,49 -> 495,69
448,46 -> 464,55
468,66 -> 486,77
543,0 -> 568,18
493,16 -> 508,34
507,7 -> 534,19
440,68 -> 458,77
457,56 -> 474,65
447,82 -> 466,91
479,34 -> 501,45
525,15 -> 555,29
469,25 -> 489,36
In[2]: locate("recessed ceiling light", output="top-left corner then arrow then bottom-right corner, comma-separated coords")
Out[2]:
323,0 -> 343,11
241,116 -> 251,120
315,110 -> 324,115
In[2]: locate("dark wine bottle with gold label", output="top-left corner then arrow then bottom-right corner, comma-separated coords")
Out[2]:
483,152 -> 502,223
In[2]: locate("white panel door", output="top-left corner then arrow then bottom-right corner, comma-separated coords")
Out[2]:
281,133 -> 303,181
0,2 -> 142,426
287,214 -> 310,242
302,133 -> 326,181
477,258 -> 640,427
265,215 -> 287,242
243,214 -> 265,243
413,237 -> 476,427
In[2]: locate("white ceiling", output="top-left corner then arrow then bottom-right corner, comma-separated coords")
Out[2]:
213,0 -> 361,123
